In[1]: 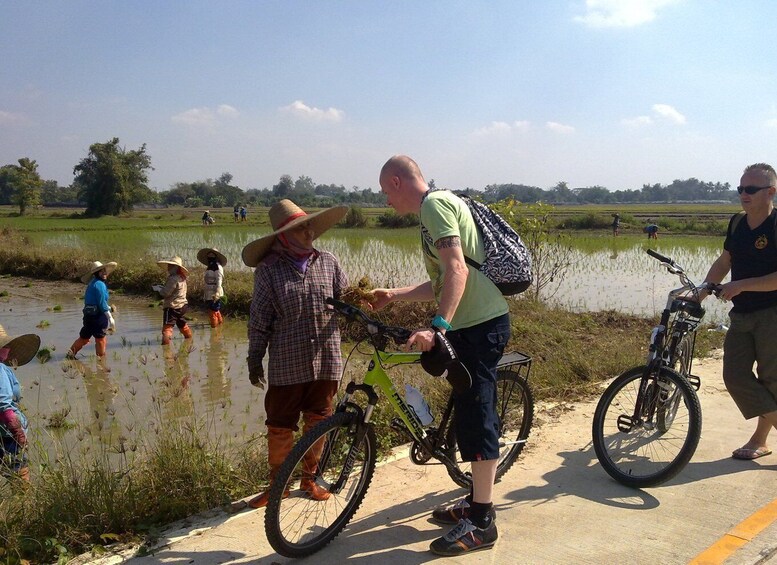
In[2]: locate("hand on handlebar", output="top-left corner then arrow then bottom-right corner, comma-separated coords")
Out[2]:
712,281 -> 744,302
405,329 -> 436,352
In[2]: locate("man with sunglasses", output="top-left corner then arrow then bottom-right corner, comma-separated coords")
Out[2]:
701,162 -> 777,461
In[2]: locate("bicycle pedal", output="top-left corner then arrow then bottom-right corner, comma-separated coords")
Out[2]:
616,414 -> 634,433
686,374 -> 701,391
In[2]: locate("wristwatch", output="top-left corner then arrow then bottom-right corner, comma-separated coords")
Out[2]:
431,314 -> 452,332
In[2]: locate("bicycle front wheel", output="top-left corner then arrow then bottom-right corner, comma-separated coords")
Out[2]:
265,412 -> 377,558
445,368 -> 534,488
592,365 -> 701,488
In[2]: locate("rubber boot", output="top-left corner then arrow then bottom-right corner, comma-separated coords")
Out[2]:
17,466 -> 30,483
95,337 -> 107,357
162,325 -> 174,346
67,337 -> 90,359
208,311 -> 218,328
181,324 -> 193,339
95,337 -> 111,372
248,427 -> 294,508
300,412 -> 331,501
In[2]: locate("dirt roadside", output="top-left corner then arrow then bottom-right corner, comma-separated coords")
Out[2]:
68,349 -> 777,565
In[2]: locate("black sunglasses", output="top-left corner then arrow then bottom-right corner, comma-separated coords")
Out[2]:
737,185 -> 774,195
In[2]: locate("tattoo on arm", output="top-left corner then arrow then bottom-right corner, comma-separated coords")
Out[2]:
435,236 -> 461,250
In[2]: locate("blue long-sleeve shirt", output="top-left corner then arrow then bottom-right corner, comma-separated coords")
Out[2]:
84,278 -> 110,313
0,364 -> 27,438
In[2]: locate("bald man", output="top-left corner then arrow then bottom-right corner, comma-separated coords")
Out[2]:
369,155 -> 510,556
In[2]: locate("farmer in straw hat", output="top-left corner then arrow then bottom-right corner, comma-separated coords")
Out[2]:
197,247 -> 227,328
154,256 -> 193,345
0,325 -> 40,482
242,199 -> 348,508
67,260 -> 118,361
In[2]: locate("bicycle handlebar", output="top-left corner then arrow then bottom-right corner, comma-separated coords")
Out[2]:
326,297 -> 413,344
646,248 -> 674,266
646,249 -> 723,297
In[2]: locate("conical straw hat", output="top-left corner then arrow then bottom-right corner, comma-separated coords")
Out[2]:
241,200 -> 348,267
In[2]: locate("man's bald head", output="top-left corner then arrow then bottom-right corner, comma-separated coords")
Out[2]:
380,155 -> 426,184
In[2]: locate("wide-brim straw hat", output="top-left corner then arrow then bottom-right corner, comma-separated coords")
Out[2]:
242,200 -> 348,267
157,256 -> 189,275
80,261 -> 118,284
196,248 -> 227,267
0,325 -> 40,367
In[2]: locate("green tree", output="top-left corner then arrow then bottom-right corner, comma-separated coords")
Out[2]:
273,175 -> 294,198
6,158 -> 43,215
494,200 -> 574,302
73,137 -> 153,216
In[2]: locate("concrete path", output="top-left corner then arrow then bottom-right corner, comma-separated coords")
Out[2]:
75,352 -> 777,564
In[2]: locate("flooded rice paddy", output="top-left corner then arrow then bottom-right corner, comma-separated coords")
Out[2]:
1,278 -> 265,461
4,231 -> 733,463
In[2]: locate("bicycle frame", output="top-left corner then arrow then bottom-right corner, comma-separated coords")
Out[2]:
341,349 -> 427,440
625,250 -> 712,430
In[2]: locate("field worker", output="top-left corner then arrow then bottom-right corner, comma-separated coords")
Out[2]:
197,247 -> 227,327
154,256 -> 192,345
67,260 -> 117,361
242,199 -> 348,508
240,206 -> 247,222
612,213 -> 620,236
234,205 -> 240,223
0,326 -> 40,483
202,210 -> 214,226
700,163 -> 777,461
370,155 -> 510,556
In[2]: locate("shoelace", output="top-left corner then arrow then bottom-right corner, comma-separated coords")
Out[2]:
444,518 -> 475,541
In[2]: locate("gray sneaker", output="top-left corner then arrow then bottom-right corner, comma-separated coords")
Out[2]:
429,517 -> 498,556
430,498 -> 496,525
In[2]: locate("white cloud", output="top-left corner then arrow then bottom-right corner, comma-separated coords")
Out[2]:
472,120 -> 531,136
652,103 -> 686,124
574,0 -> 679,28
546,121 -> 575,134
171,104 -> 239,126
216,104 -> 239,117
621,115 -> 653,127
513,120 -> 531,132
765,119 -> 777,129
473,121 -> 512,136
0,110 -> 24,125
281,100 -> 344,122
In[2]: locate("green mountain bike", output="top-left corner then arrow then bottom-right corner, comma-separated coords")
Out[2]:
264,298 -> 534,557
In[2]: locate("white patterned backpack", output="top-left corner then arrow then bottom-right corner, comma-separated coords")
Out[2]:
457,193 -> 533,296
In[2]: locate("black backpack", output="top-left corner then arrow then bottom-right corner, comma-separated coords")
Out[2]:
457,194 -> 533,295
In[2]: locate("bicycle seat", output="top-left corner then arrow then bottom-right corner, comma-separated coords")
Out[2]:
420,331 -> 472,394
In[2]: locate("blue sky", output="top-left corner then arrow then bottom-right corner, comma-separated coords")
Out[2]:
2,0 -> 776,193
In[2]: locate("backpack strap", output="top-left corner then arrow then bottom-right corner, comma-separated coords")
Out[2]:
728,211 -> 746,238
728,210 -> 777,246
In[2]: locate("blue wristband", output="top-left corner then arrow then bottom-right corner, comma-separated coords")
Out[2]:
431,315 -> 452,331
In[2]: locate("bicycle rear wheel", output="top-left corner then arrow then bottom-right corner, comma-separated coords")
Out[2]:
445,368 -> 534,488
265,412 -> 377,558
592,365 -> 701,488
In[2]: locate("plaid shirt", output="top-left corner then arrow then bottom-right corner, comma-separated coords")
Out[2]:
247,250 -> 347,386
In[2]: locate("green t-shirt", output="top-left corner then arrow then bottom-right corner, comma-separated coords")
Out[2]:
420,190 -> 508,329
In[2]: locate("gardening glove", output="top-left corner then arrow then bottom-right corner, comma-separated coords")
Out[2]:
110,304 -> 117,313
152,284 -> 163,293
0,409 -> 26,447
247,357 -> 266,389
107,311 -> 116,333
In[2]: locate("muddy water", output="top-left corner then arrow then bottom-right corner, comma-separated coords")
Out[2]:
0,277 -> 266,458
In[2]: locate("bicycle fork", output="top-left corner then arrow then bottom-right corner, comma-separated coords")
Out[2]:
617,365 -> 667,433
